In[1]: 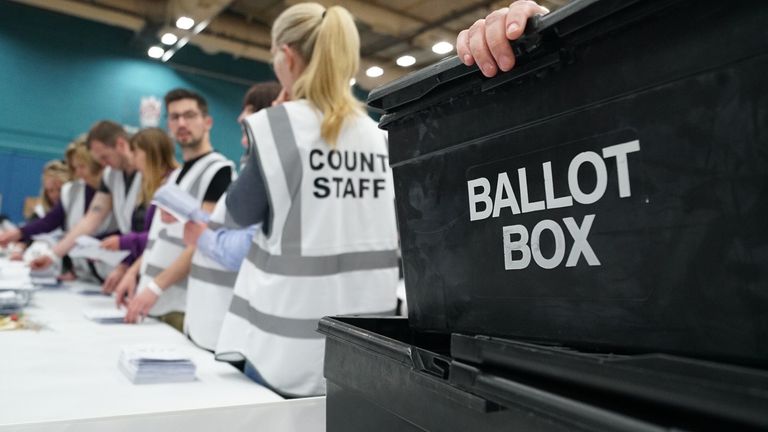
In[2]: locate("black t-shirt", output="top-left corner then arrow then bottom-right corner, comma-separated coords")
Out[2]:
99,170 -> 138,195
177,152 -> 232,203
131,203 -> 147,232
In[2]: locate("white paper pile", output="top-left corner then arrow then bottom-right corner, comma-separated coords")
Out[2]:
82,307 -> 126,324
0,260 -> 35,290
118,345 -> 197,384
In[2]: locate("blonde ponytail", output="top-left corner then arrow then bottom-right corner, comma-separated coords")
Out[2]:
272,3 -> 362,146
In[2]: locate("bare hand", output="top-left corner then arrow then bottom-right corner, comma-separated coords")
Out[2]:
30,255 -> 53,270
124,288 -> 158,323
183,221 -> 208,247
160,209 -> 178,224
456,0 -> 549,77
0,229 -> 21,247
58,271 -> 77,281
100,235 -> 120,251
102,264 -> 127,294
114,270 -> 138,308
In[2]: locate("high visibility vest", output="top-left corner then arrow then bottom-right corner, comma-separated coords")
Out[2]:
216,102 -> 399,397
138,152 -> 234,316
60,179 -> 115,281
101,167 -> 142,234
185,192 -> 241,351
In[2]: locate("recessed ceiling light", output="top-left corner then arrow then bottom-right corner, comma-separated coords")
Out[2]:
175,16 -> 195,30
147,46 -> 165,59
161,33 -> 178,45
432,41 -> 454,55
366,66 -> 384,78
396,55 -> 416,67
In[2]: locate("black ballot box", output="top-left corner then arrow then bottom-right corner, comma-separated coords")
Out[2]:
367,0 -> 768,365
320,316 -> 768,432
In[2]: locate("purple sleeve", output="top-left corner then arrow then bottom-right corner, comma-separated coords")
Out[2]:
117,204 -> 155,265
20,203 -> 66,241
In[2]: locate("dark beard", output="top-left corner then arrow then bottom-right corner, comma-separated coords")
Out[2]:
178,137 -> 202,150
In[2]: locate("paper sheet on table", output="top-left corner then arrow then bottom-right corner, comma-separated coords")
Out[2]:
151,183 -> 209,224
69,236 -> 129,267
83,307 -> 127,323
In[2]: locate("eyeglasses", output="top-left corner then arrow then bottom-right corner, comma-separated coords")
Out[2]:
168,110 -> 202,122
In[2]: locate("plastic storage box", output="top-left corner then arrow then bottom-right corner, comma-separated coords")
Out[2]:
368,0 -> 768,365
320,316 -> 768,432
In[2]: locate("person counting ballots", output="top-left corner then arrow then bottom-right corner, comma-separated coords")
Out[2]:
29,121 -> 139,275
116,89 -> 234,332
214,3 -> 400,397
99,127 -> 179,293
182,82 -> 282,353
0,141 -> 111,282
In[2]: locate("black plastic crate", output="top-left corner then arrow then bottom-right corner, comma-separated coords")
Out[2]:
450,334 -> 768,431
320,316 -> 766,432
368,0 -> 768,365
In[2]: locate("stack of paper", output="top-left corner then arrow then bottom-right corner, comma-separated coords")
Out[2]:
83,307 -> 126,324
29,266 -> 59,286
118,345 -> 197,384
0,290 -> 31,313
151,183 -> 210,223
0,260 -> 35,291
69,236 -> 130,267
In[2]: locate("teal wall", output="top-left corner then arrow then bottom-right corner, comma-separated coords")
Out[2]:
0,1 -> 275,222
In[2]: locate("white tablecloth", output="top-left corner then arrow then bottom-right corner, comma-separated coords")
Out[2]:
0,281 -> 325,431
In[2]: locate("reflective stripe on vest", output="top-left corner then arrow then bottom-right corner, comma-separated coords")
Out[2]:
216,102 -> 399,396
62,180 -> 115,281
138,153 -> 234,316
185,193 -> 240,351
103,167 -> 142,234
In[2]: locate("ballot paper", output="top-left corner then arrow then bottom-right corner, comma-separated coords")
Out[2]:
151,183 -> 210,224
83,307 -> 127,324
69,236 -> 130,267
30,229 -> 64,245
0,261 -> 35,290
118,345 -> 197,384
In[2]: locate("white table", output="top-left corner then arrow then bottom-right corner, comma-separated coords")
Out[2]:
0,282 -> 325,431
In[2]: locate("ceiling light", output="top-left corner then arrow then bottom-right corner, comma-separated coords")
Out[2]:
432,41 -> 454,55
175,16 -> 195,30
147,46 -> 165,59
396,55 -> 416,67
161,33 -> 178,45
366,66 -> 384,78
350,78 -> 356,86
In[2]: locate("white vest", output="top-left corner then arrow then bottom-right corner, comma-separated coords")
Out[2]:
101,167 -> 142,234
216,102 -> 399,396
60,180 -> 115,233
185,192 -> 241,351
138,152 -> 234,316
33,203 -> 46,219
60,179 -> 116,282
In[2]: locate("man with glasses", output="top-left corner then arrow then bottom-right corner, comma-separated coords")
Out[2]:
118,88 -> 234,331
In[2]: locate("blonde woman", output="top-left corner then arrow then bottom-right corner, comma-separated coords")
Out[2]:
30,160 -> 71,221
0,139 -> 105,250
215,3 -> 399,397
100,127 -> 178,294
